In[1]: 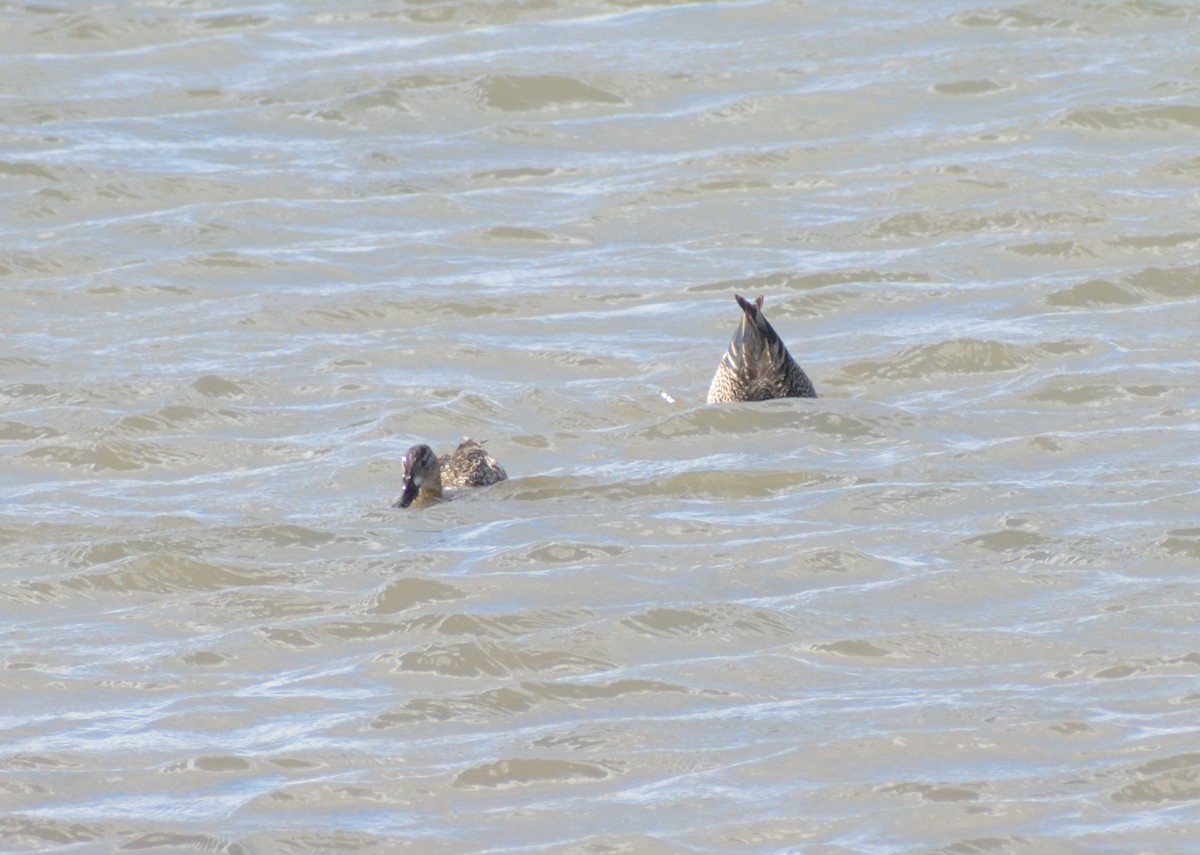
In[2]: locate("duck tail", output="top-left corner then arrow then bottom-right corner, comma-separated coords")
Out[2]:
731,293 -> 788,372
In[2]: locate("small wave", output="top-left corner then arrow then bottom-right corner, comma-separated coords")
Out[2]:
381,640 -> 610,679
1062,105 -> 1200,131
474,75 -> 625,112
453,756 -> 617,789
621,604 -> 792,638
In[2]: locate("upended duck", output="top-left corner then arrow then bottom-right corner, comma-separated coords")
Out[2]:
393,438 -> 507,508
707,293 -> 817,403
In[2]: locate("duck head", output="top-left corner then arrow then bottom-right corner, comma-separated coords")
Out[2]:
394,443 -> 443,508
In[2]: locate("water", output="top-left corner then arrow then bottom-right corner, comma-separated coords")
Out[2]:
3,1 -> 1200,852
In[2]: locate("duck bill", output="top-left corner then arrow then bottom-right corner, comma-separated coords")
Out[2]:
394,478 -> 419,508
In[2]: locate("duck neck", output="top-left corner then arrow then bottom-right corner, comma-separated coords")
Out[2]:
415,471 -> 445,506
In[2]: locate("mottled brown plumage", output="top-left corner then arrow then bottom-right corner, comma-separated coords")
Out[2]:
393,438 -> 507,509
706,293 -> 817,403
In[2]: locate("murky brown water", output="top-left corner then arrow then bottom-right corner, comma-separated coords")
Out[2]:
4,1 -> 1200,852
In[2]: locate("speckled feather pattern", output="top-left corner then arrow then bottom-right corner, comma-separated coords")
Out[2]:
707,293 -> 816,403
439,438 -> 507,488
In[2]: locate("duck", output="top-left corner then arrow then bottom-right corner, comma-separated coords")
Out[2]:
706,293 -> 817,403
393,438 -> 508,509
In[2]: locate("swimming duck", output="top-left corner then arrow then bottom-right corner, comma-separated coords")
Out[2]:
706,293 -> 817,403
393,438 -> 508,509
